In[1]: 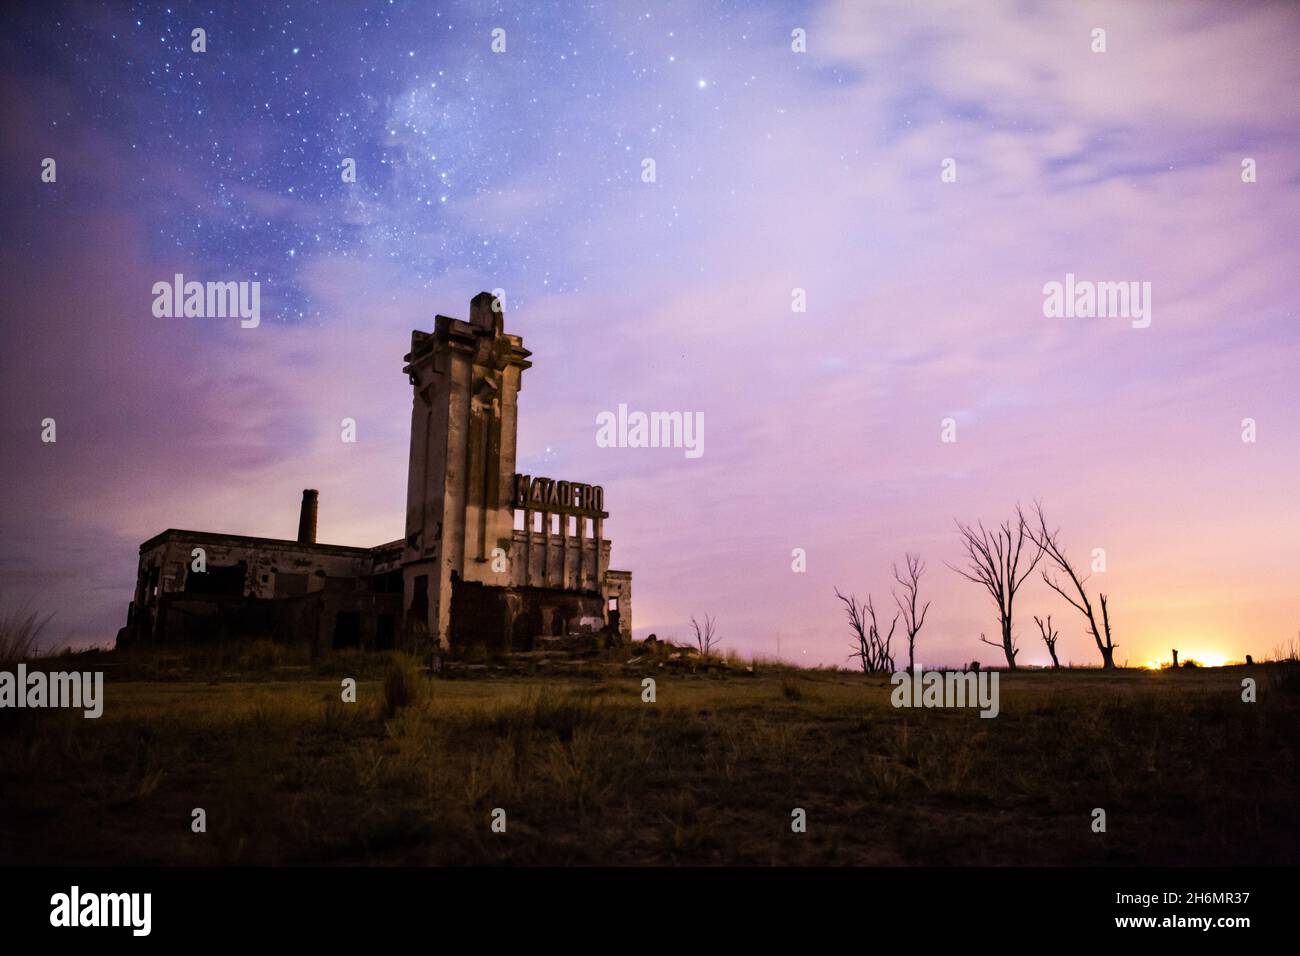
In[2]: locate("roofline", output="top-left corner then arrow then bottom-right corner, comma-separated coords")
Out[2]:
137,528 -> 377,555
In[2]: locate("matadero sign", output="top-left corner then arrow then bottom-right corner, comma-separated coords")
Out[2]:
514,474 -> 606,517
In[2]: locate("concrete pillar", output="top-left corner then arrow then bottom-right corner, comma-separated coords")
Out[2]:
542,510 -> 552,587
522,508 -> 532,585
560,512 -> 570,589
576,514 -> 587,589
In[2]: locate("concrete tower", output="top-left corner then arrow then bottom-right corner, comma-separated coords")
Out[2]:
401,291 -> 532,647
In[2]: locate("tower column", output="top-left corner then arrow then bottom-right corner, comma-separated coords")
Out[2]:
401,293 -> 531,649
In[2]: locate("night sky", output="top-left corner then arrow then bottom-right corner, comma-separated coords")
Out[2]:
2,1 -> 1299,667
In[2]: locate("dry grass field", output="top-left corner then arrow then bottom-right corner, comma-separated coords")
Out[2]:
1,645 -> 1297,866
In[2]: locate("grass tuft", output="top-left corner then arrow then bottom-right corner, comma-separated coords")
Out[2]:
382,654 -> 428,718
0,595 -> 53,666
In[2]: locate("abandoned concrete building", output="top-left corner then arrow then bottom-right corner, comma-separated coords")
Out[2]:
119,292 -> 633,652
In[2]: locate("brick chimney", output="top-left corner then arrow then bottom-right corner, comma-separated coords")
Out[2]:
297,489 -> 318,544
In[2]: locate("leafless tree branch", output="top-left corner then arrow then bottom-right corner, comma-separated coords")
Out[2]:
948,507 -> 1042,669
1035,613 -> 1061,669
892,552 -> 931,674
690,613 -> 721,657
1027,501 -> 1118,669
835,588 -> 897,674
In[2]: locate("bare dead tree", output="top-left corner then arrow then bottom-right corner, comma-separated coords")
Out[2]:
1035,614 -> 1061,669
892,553 -> 931,674
834,588 -> 897,673
1027,502 -> 1118,669
948,509 -> 1043,670
690,614 -> 721,656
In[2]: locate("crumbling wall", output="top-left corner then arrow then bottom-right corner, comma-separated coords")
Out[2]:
138,589 -> 401,651
449,577 -> 513,651
126,531 -> 379,643
445,578 -> 609,652
603,570 -> 633,641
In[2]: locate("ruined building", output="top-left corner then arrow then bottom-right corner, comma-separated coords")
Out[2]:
119,292 -> 632,651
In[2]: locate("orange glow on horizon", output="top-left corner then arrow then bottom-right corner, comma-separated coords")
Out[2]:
1146,650 -> 1234,669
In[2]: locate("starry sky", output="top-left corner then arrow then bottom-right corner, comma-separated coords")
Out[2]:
2,0 -> 1299,668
